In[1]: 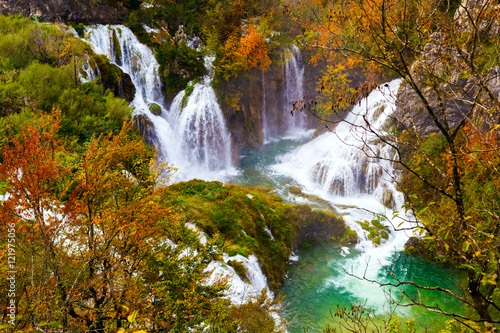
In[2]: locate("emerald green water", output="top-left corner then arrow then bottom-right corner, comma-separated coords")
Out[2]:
229,134 -> 465,333
281,243 -> 465,332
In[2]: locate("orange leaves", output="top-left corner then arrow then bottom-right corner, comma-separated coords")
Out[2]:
240,25 -> 272,71
0,110 -> 67,227
221,25 -> 271,79
0,113 -> 183,330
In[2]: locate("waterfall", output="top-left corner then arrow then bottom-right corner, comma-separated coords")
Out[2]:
84,25 -> 235,181
283,45 -> 306,134
272,79 -> 408,245
169,75 -> 234,178
260,45 -> 308,142
272,79 -> 417,312
261,69 -> 270,142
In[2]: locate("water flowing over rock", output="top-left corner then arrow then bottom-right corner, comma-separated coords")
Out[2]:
262,45 -> 308,141
84,25 -> 235,181
170,76 -> 234,176
282,45 -> 307,134
274,80 -> 403,207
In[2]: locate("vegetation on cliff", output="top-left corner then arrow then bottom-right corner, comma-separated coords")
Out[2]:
0,15 -> 133,154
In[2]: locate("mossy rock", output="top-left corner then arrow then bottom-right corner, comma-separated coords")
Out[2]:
289,186 -> 303,195
358,217 -> 391,246
284,204 -> 356,249
133,114 -> 158,147
149,103 -> 162,116
93,54 -> 135,102
227,259 -> 250,283
163,179 -> 294,291
405,236 -> 447,263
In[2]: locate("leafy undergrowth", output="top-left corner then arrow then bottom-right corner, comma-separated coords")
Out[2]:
164,180 -> 355,291
164,180 -> 294,291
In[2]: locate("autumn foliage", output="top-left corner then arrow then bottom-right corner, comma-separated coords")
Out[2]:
220,25 -> 272,79
0,112 -> 235,332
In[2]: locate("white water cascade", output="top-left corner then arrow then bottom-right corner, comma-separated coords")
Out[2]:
84,25 -> 235,181
273,79 -> 417,311
169,74 -> 234,178
283,45 -> 307,134
261,45 -> 308,142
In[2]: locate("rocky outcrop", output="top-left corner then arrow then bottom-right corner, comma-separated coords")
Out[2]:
0,0 -> 128,24
395,33 -> 500,135
395,0 -> 500,136
284,204 -> 356,250
218,67 -> 267,148
217,47 -> 322,149
134,113 -> 158,147
92,54 -> 135,102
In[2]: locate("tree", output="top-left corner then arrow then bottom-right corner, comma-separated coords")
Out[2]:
286,0 -> 500,330
219,24 -> 272,79
0,112 -> 236,332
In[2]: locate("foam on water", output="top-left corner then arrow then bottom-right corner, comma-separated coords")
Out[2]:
272,79 -> 418,312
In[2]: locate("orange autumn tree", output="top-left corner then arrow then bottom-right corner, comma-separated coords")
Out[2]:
0,113 -> 235,332
220,24 -> 272,79
286,0 -> 437,117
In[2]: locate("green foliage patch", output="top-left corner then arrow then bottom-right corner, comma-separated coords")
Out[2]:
0,15 -> 134,156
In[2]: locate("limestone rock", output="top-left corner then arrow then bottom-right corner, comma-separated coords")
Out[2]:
93,54 -> 135,103
395,30 -> 499,135
149,103 -> 162,116
134,113 -> 159,147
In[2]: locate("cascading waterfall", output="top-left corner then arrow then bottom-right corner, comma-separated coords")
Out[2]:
261,69 -> 270,142
261,45 -> 308,142
273,79 -> 407,245
169,74 -> 234,178
273,79 -> 420,316
283,45 -> 307,134
84,25 -> 234,181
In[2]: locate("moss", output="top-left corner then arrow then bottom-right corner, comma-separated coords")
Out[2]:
149,103 -> 162,116
228,260 -> 250,283
112,29 -> 122,61
181,83 -> 194,109
340,226 -> 358,244
358,215 -> 391,246
289,186 -> 303,195
163,180 -> 294,290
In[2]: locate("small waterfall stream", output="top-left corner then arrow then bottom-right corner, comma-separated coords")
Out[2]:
84,25 -> 235,181
283,45 -> 306,134
261,45 -> 308,142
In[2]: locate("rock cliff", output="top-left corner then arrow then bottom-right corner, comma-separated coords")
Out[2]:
0,0 -> 128,24
217,49 -> 322,149
394,0 -> 500,135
